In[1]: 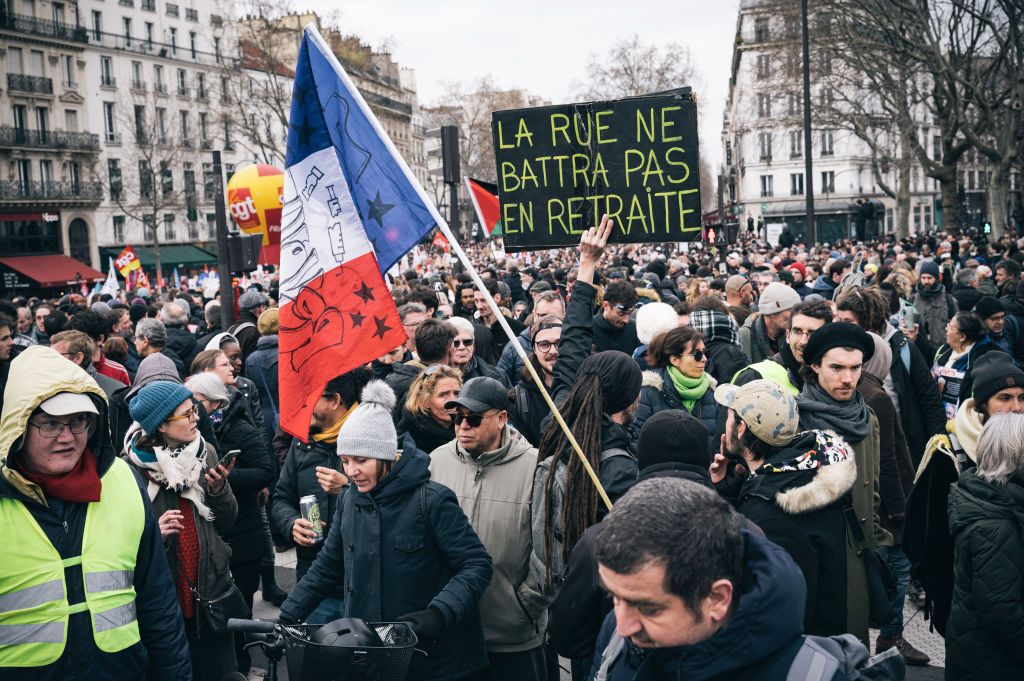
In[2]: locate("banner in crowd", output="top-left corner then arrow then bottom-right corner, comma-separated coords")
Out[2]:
491,88 -> 701,250
465,177 -> 502,236
101,258 -> 120,295
278,26 -> 432,440
227,163 -> 285,266
115,245 -> 141,277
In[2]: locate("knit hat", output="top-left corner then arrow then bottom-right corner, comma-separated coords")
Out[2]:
336,381 -> 399,460
257,307 -> 279,335
636,302 -> 678,345
788,262 -> 807,278
972,352 -> 1024,406
974,295 -> 1004,320
129,380 -> 194,436
803,322 -> 875,366
239,289 -> 269,310
713,379 -> 799,446
637,410 -> 710,469
919,261 -> 940,279
757,282 -> 801,315
185,372 -> 229,403
578,351 -> 643,415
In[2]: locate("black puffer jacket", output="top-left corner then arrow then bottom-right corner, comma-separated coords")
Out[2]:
397,409 -> 455,455
215,387 -> 274,563
591,312 -> 640,355
631,367 -> 718,451
385,360 -> 426,421
946,470 -> 1024,680
271,435 -> 342,563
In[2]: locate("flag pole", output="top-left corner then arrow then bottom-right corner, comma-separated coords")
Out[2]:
305,25 -> 612,511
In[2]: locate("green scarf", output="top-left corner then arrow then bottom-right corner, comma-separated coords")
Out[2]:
666,365 -> 710,412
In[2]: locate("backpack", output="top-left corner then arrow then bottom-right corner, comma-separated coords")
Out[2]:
787,634 -> 905,681
229,321 -> 256,337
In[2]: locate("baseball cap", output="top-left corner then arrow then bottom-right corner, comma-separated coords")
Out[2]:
713,380 -> 799,446
39,392 -> 99,417
726,275 -> 750,294
445,377 -> 510,414
530,281 -> 553,294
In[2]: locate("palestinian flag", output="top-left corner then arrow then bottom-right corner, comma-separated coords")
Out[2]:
465,177 -> 502,236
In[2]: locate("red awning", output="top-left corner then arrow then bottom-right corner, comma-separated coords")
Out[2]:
0,255 -> 105,288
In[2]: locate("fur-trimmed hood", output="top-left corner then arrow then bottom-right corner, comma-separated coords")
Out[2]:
742,429 -> 858,515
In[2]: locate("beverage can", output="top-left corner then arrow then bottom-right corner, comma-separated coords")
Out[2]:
299,494 -> 324,543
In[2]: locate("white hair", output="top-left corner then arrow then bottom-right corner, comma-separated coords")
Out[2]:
976,413 -> 1024,485
159,300 -> 189,326
446,316 -> 475,337
185,371 -> 229,403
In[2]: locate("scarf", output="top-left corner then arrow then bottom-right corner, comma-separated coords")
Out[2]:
125,423 -> 213,520
797,379 -> 872,445
312,401 -> 359,444
666,365 -> 710,412
759,430 -> 851,474
18,447 -> 102,503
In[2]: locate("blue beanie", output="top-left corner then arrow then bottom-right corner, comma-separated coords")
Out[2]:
920,261 -> 940,279
129,380 -> 194,435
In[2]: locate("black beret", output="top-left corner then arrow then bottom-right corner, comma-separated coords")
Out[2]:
803,322 -> 875,366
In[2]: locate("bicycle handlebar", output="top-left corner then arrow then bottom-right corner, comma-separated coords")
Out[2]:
227,618 -> 277,634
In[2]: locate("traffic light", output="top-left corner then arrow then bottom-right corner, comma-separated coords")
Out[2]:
983,222 -> 992,235
440,125 -> 460,184
227,232 -> 262,273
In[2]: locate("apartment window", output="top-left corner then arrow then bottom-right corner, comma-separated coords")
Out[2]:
91,11 -> 102,41
188,221 -> 199,240
113,215 -> 125,243
789,130 -> 802,158
123,17 -> 132,46
142,0 -> 155,10
156,107 -> 167,143
154,64 -> 165,93
108,159 -> 122,199
821,129 -> 834,156
214,37 -> 222,64
145,22 -> 154,47
785,14 -> 799,38
821,170 -> 835,193
821,53 -> 832,76
103,102 -> 116,140
790,173 -> 805,196
180,110 -> 190,140
139,161 -> 153,198
177,69 -> 187,95
758,93 -> 771,118
166,2 -> 179,17
220,75 -> 230,102
725,141 -> 733,166
16,160 -> 31,191
160,161 -> 173,196
131,61 -> 143,89
199,112 -> 209,143
134,105 -> 146,142
52,2 -> 65,24
163,214 -> 175,240
190,32 -> 197,60
819,86 -> 834,108
202,162 -> 214,198
39,160 -> 53,185
760,175 -> 774,197
169,27 -> 177,55
206,213 -> 217,238
223,118 -> 232,149
63,55 -> 75,88
143,215 -> 156,242
29,50 -> 44,76
932,135 -> 941,161
754,16 -> 769,42
968,171 -> 976,191
101,57 -> 114,86
817,12 -> 833,37
758,132 -> 772,160
756,55 -> 771,80
196,73 -> 206,99
788,92 -> 801,116
65,109 -> 77,132
186,8 -> 198,22
35,107 -> 48,137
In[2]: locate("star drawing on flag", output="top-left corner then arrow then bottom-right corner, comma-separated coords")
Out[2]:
356,283 -> 375,303
350,311 -> 366,327
291,114 -> 316,151
372,315 -> 392,339
367,190 -> 395,226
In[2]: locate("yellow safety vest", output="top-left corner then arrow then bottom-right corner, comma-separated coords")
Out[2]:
733,360 -> 800,396
0,457 -> 145,667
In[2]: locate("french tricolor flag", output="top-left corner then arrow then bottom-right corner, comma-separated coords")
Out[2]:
279,27 -> 435,439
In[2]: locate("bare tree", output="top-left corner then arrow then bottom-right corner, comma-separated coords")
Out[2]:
572,34 -> 700,101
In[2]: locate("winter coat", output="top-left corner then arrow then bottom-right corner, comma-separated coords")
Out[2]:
385,359 -> 426,421
706,337 -> 749,386
591,312 -> 640,355
858,374 -> 914,544
631,367 -> 718,451
932,339 -> 1000,421
84,363 -> 125,400
164,325 -> 197,370
509,375 -> 551,448
496,329 -> 532,388
589,530 -> 828,681
811,274 -> 839,299
886,326 -> 947,467
271,435 -> 342,564
229,311 -> 261,363
214,387 -> 274,563
457,354 -> 502,383
913,281 -> 958,348
244,335 -> 279,449
738,314 -> 780,365
429,428 -> 545,652
946,470 -> 1024,680
397,409 -> 455,456
951,285 -> 982,312
0,346 -> 191,681
281,441 -> 493,681
738,430 -> 856,637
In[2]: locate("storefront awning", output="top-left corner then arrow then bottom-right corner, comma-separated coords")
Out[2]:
0,254 -> 104,289
100,244 -> 218,268
762,199 -> 857,217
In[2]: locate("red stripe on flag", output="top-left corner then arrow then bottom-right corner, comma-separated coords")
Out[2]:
467,178 -> 501,235
278,252 -> 405,440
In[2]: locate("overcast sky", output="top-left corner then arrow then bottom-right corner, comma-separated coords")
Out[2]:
323,0 -> 741,171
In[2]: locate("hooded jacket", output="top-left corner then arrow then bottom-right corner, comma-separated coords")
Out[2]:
429,428 -> 546,652
811,274 -> 839,298
946,470 -> 1024,680
590,530 -> 825,681
632,368 -> 718,451
913,281 -> 958,348
281,441 -> 493,681
0,346 -> 190,681
738,430 -> 857,637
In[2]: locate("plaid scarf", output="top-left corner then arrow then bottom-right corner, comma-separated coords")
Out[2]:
689,309 -> 739,345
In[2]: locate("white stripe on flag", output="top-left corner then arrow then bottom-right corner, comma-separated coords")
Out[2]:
280,147 -> 373,302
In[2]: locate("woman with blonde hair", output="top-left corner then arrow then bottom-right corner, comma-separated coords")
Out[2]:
397,365 -> 463,453
686,276 -> 709,303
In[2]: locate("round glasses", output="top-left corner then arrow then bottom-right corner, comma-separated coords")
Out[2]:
29,414 -> 94,439
165,403 -> 200,423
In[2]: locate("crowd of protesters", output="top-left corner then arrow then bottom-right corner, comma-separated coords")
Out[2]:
2,219 -> 1024,681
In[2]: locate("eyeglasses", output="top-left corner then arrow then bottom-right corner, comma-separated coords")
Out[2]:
29,414 -> 94,438
165,403 -> 199,423
452,338 -> 474,348
453,410 -> 496,428
534,339 -> 560,353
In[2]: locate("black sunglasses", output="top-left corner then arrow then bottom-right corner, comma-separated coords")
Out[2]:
678,349 -> 705,362
452,338 -> 474,348
612,303 -> 630,314
453,411 -> 493,427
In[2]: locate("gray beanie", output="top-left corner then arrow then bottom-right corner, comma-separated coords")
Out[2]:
336,380 -> 399,460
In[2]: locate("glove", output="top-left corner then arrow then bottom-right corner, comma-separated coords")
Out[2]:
277,612 -> 300,626
398,607 -> 446,641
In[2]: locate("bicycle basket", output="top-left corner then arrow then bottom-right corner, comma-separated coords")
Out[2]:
282,622 -> 418,681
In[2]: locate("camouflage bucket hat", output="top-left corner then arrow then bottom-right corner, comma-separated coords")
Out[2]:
714,379 -> 799,446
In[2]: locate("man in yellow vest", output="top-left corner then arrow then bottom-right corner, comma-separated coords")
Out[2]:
732,300 -> 834,395
0,346 -> 190,680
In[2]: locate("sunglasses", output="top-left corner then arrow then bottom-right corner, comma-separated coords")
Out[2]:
678,349 -> 706,362
612,304 -> 630,314
452,338 -> 474,348
452,410 -> 494,428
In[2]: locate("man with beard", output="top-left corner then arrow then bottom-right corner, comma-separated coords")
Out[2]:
913,261 -> 958,348
508,316 -> 562,447
714,380 -> 856,637
738,282 -> 801,364
591,281 -> 639,354
797,323 -> 892,645
733,300 -> 833,394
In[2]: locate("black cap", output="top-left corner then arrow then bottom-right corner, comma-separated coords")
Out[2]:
972,352 -> 1024,405
445,377 -> 509,414
803,322 -> 875,366
974,295 -> 1004,320
637,410 -> 710,470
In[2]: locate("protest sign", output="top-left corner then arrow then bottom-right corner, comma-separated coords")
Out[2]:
491,88 -> 701,250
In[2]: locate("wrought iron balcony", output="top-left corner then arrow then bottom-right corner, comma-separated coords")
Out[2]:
0,13 -> 89,44
7,73 -> 53,95
200,138 -> 212,150
0,180 -> 103,202
154,82 -> 168,96
0,127 -> 100,151
180,137 -> 193,148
